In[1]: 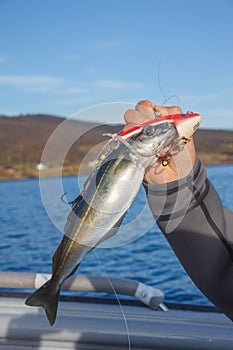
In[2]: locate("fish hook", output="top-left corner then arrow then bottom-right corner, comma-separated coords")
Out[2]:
61,192 -> 83,207
160,154 -> 172,166
61,192 -> 70,204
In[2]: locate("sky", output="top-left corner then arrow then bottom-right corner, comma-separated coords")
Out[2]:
0,0 -> 233,129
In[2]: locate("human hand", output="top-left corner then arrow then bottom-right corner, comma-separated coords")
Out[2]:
124,100 -> 197,185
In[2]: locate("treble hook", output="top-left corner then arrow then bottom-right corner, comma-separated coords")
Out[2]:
61,192 -> 72,204
158,153 -> 172,167
61,192 -> 83,207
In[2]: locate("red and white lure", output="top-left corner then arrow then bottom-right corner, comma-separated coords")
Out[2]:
105,111 -> 201,166
119,112 -> 201,140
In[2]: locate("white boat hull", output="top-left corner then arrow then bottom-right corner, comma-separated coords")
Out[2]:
0,296 -> 232,350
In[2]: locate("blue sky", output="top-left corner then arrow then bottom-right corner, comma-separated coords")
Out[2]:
0,0 -> 233,129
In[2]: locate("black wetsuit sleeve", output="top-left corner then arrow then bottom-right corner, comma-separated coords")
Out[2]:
143,159 -> 233,320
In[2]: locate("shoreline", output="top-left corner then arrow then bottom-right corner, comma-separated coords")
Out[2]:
1,158 -> 232,182
1,115 -> 233,182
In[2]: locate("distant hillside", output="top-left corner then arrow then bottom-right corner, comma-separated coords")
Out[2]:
194,129 -> 233,166
0,114 -> 232,180
0,114 -> 122,179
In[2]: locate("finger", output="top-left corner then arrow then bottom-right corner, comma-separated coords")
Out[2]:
124,101 -> 184,132
122,123 -> 136,132
124,109 -> 151,125
136,100 -> 156,110
135,101 -> 183,119
154,105 -> 183,117
135,100 -> 157,120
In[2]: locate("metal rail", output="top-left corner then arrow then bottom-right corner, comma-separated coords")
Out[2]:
0,271 -> 167,311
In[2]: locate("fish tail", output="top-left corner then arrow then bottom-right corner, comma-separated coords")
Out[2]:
25,279 -> 60,326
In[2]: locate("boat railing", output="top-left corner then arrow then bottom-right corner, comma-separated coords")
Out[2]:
0,271 -> 168,311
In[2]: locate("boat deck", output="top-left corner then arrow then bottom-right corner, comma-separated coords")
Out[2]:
0,295 -> 232,350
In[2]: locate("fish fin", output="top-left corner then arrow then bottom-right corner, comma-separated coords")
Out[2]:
25,280 -> 60,326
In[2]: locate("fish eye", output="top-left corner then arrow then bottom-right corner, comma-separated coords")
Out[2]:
142,126 -> 155,136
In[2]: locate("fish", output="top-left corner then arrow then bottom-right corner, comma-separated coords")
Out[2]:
25,111 -> 201,325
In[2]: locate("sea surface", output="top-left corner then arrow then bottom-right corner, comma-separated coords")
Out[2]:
0,165 -> 232,306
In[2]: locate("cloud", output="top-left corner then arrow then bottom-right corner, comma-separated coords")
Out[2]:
0,54 -> 10,64
0,74 -> 142,93
0,74 -> 143,114
0,74 -> 64,92
84,66 -> 97,74
94,79 -> 143,90
62,54 -> 81,61
53,87 -> 89,95
203,108 -> 233,118
90,40 -> 124,50
0,74 -> 88,97
180,93 -> 220,103
194,108 -> 233,130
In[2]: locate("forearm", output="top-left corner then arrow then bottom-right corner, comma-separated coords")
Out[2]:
144,159 -> 233,320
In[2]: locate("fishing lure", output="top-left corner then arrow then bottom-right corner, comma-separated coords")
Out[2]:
107,111 -> 201,166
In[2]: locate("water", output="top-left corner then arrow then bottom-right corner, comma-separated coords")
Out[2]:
0,165 -> 232,306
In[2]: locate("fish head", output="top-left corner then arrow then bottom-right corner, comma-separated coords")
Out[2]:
120,112 -> 201,157
129,121 -> 177,156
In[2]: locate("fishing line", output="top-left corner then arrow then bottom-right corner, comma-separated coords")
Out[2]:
162,94 -> 180,107
157,62 -> 181,107
157,61 -> 167,104
94,250 -> 131,350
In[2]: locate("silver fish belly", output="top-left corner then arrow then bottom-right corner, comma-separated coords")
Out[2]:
25,139 -> 145,325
